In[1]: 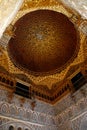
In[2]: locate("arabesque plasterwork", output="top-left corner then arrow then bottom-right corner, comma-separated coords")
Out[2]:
0,0 -> 87,90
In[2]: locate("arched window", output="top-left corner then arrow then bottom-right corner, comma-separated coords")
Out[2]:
2,77 -> 6,83
10,81 -> 14,86
0,76 -> 2,81
9,125 -> 14,130
6,79 -> 10,84
18,127 -> 22,130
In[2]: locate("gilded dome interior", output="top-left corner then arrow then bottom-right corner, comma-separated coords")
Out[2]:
0,0 -> 86,104
8,9 -> 79,75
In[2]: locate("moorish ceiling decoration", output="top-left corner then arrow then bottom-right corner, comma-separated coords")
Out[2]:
8,9 -> 79,76
0,0 -> 87,103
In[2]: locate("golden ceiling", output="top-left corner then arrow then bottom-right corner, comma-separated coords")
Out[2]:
0,0 -> 87,93
8,9 -> 79,76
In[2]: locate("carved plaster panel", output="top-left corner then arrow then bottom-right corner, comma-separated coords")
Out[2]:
0,0 -> 86,90
0,0 -> 24,38
61,0 -> 87,19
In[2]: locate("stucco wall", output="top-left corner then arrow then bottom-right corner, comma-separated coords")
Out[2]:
0,88 -> 57,130
0,0 -> 24,38
0,84 -> 87,130
61,0 -> 87,19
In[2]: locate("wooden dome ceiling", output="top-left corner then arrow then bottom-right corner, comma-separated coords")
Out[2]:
8,9 -> 79,75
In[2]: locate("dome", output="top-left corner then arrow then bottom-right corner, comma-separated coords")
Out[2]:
8,10 -> 79,75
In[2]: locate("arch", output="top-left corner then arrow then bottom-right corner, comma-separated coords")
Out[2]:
9,125 -> 14,130
17,127 -> 22,130
8,122 -> 33,130
18,108 -> 25,118
25,129 -> 29,130
1,103 -> 9,114
10,105 -> 17,116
